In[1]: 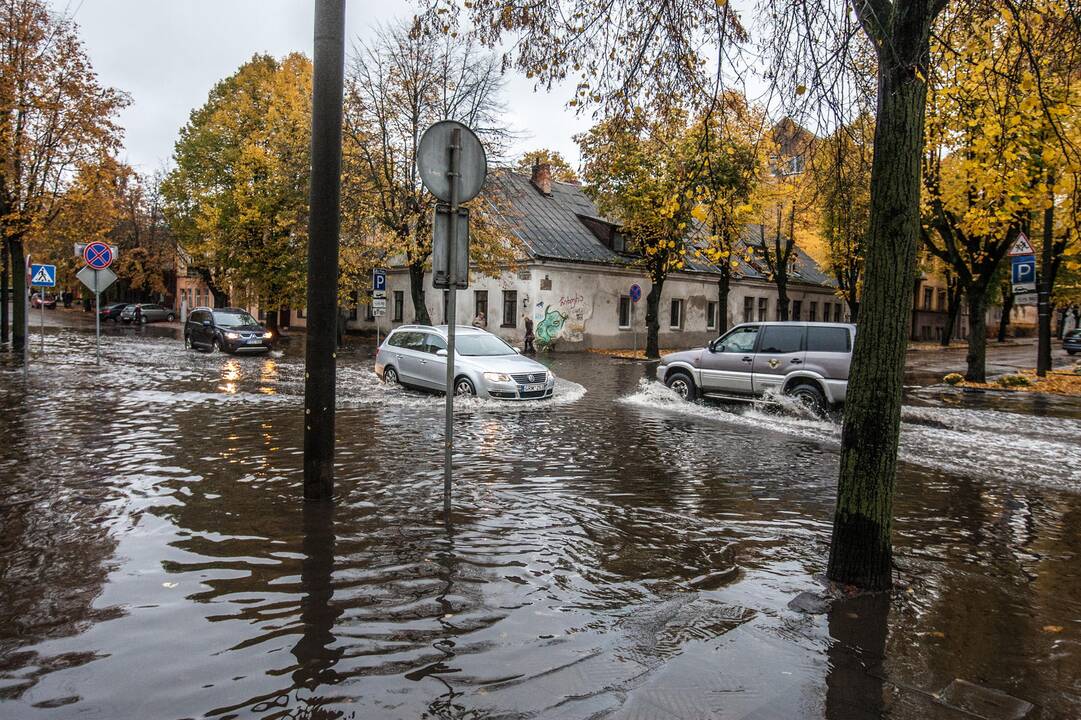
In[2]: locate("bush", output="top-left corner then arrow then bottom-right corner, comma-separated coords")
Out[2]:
943,373 -> 964,386
996,374 -> 1031,388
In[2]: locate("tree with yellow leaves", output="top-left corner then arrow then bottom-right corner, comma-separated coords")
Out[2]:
579,108 -> 698,358
923,4 -> 1079,382
162,53 -> 312,331
687,92 -> 761,334
0,0 -> 127,350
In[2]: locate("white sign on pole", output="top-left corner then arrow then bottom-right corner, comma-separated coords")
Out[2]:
372,289 -> 387,299
1008,232 -> 1035,256
373,308 -> 386,316
76,266 -> 118,294
371,298 -> 387,309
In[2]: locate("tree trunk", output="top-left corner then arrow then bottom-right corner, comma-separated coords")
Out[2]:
941,282 -> 961,346
266,308 -> 280,334
997,286 -> 1014,343
1036,185 -> 1055,376
408,261 -> 430,325
847,298 -> 859,324
645,278 -> 663,359
9,238 -> 26,352
1055,307 -> 1066,339
1073,307 -> 1080,331
776,279 -> 789,321
717,270 -> 730,335
1,241 -> 9,346
828,19 -> 930,591
965,289 -> 988,382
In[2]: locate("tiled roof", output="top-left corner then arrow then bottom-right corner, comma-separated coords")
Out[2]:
484,170 -> 833,288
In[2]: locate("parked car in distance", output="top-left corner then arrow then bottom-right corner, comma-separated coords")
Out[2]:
99,303 -> 130,322
120,303 -> 175,324
656,322 -> 855,413
1064,328 -> 1081,356
30,292 -> 57,309
184,307 -> 273,354
375,325 -> 556,400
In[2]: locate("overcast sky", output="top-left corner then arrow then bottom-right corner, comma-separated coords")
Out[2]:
52,0 -> 592,176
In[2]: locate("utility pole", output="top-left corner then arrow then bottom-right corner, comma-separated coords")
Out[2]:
303,0 -> 346,500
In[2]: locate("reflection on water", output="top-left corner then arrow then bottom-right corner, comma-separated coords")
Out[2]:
0,328 -> 1079,718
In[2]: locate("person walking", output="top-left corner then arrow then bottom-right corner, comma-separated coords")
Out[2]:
523,314 -> 535,354
471,311 -> 486,329
133,304 -> 143,325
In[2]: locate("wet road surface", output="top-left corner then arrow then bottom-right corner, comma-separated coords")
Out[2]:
1,325 -> 1079,719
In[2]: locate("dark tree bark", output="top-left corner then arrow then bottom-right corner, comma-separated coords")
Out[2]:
717,268 -> 730,335
1,241 -> 8,346
940,275 -> 961,346
828,0 -> 940,592
7,238 -> 26,352
1036,178 -> 1057,376
408,260 -> 430,325
965,288 -> 989,382
266,308 -> 280,334
761,212 -> 794,321
847,299 -> 859,324
645,278 -> 663,358
997,282 -> 1014,343
1073,306 -> 1080,331
1056,307 -> 1066,339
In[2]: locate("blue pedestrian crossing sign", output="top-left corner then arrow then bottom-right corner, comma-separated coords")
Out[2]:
30,264 -> 57,287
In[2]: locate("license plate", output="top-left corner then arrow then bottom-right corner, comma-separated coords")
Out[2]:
247,337 -> 262,344
522,383 -> 544,393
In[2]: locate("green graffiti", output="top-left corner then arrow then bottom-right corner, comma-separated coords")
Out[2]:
535,305 -> 567,349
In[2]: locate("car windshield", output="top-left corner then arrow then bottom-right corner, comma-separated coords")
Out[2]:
455,334 -> 516,356
213,311 -> 258,327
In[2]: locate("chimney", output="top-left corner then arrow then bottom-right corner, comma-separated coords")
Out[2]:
531,161 -> 552,196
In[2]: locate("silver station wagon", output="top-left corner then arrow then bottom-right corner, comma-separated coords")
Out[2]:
376,325 -> 556,400
656,322 -> 855,412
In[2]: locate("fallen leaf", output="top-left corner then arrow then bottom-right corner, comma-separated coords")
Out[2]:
1042,625 -> 1064,633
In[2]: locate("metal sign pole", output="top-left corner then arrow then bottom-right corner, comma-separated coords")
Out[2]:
95,285 -> 101,366
39,283 -> 44,355
633,303 -> 637,356
443,128 -> 461,517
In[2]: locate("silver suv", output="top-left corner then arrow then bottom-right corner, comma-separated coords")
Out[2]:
655,322 -> 855,411
376,325 -> 556,400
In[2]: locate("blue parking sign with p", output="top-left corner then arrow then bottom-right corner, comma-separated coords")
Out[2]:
1011,256 -> 1036,285
30,264 -> 57,287
373,268 -> 387,291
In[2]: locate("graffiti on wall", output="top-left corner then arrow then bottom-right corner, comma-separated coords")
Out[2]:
531,292 -> 592,348
534,304 -> 568,349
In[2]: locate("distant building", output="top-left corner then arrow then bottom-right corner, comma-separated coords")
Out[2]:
349,165 -> 843,350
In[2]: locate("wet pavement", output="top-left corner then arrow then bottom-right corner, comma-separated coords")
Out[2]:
1,324 -> 1079,719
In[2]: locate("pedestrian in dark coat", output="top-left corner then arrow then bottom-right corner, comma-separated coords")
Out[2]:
523,314 -> 535,354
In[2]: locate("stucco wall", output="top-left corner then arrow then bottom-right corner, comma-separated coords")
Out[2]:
351,262 -> 844,351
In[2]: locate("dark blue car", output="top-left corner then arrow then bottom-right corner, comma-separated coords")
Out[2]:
1065,328 -> 1081,356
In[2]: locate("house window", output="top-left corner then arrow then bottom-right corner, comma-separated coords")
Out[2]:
297,308 -> 305,319
923,287 -> 933,310
393,290 -> 404,322
707,301 -> 718,330
937,290 -> 946,311
350,291 -> 360,321
743,297 -> 754,323
808,302 -> 817,322
618,296 -> 631,329
757,297 -> 768,322
792,300 -> 802,321
502,290 -> 517,327
670,299 -> 684,329
475,290 -> 488,321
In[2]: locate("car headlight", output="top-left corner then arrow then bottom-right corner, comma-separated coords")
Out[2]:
483,372 -> 513,383
225,331 -> 240,339
263,331 -> 273,339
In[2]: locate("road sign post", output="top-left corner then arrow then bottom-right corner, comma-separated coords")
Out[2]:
30,264 -> 56,355
418,120 -> 487,517
76,265 -> 117,365
630,283 -> 642,356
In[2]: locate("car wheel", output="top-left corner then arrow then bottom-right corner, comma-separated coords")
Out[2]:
212,338 -> 223,353
140,316 -> 148,324
454,377 -> 476,396
786,382 -> 827,416
183,333 -> 190,349
167,314 -> 175,322
383,366 -> 399,385
665,371 -> 697,401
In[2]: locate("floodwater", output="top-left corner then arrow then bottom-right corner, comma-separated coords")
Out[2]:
1,325 -> 1079,719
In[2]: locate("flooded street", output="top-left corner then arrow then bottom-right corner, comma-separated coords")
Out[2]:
1,326 -> 1079,719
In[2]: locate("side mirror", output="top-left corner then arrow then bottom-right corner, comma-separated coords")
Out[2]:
436,348 -> 448,357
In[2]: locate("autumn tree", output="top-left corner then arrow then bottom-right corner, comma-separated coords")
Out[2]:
579,109 -> 698,358
344,23 -> 512,325
162,54 -> 311,329
687,92 -> 761,334
0,0 -> 127,349
921,5 -> 1071,382
809,115 -> 874,321
514,149 -> 578,183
